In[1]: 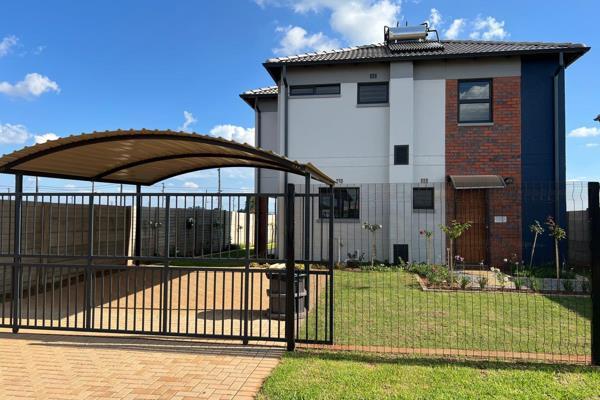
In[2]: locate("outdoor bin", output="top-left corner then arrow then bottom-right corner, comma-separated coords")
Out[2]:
265,268 -> 307,320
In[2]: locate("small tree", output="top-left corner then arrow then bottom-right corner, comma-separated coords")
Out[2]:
439,220 -> 471,278
546,216 -> 566,279
419,229 -> 433,265
528,220 -> 544,268
362,222 -> 383,267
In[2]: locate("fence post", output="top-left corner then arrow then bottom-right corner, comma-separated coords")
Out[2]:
161,195 -> 171,334
84,194 -> 94,329
304,174 -> 311,312
135,185 -> 142,266
285,183 -> 295,351
12,173 -> 23,333
328,183 -> 334,344
589,181 -> 600,366
243,195 -> 251,345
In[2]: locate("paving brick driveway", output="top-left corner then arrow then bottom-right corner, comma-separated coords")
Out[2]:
0,329 -> 283,399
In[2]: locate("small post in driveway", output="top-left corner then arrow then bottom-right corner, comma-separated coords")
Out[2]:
589,181 -> 600,366
285,183 -> 295,351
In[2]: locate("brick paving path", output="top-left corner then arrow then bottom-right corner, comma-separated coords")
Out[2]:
0,329 -> 283,400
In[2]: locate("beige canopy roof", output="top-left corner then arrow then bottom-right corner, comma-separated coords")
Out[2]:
0,130 -> 335,186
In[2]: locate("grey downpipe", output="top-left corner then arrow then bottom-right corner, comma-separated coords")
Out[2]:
254,98 -> 262,194
283,65 -> 289,187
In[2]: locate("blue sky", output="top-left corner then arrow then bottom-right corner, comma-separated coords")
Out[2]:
0,0 -> 598,193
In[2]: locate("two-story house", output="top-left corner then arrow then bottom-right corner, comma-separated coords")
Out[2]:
241,27 -> 589,267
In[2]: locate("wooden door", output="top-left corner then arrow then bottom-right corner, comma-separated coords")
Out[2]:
455,190 -> 487,265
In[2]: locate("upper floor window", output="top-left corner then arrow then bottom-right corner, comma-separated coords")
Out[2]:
357,82 -> 389,104
289,84 -> 340,96
458,79 -> 492,123
319,187 -> 360,219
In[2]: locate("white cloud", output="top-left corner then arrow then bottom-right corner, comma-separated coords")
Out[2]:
444,18 -> 465,39
585,143 -> 599,148
209,124 -> 255,145
274,25 -> 340,55
328,0 -> 400,45
178,110 -> 197,132
568,126 -> 600,138
183,181 -> 200,189
0,123 -> 30,144
0,35 -> 18,57
0,73 -> 60,98
34,133 -> 59,144
470,16 -> 508,40
428,8 -> 442,30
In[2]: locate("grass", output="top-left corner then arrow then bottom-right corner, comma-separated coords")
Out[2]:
303,270 -> 591,356
258,350 -> 600,400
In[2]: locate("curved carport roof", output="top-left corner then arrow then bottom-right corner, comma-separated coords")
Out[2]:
0,129 -> 334,186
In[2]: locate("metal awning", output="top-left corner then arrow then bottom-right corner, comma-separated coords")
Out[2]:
449,175 -> 506,189
0,130 -> 335,186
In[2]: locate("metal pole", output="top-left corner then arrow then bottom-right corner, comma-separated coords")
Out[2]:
12,173 -> 23,333
328,183 -> 334,344
285,183 -> 295,351
304,175 -> 311,312
243,195 -> 251,345
135,185 -> 142,266
85,194 -> 94,329
589,181 -> 600,365
161,195 -> 171,334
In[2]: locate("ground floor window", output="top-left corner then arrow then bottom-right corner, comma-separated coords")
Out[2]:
413,187 -> 434,210
319,187 -> 360,219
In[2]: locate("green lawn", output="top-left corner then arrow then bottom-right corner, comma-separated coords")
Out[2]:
302,270 -> 591,356
258,350 -> 600,400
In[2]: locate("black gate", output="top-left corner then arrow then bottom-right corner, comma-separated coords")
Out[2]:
0,184 -> 334,348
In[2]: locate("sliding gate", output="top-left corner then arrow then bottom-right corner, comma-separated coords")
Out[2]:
0,185 -> 334,347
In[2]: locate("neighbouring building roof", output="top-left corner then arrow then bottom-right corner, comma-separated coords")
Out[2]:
0,130 -> 335,186
239,86 -> 278,106
262,39 -> 589,80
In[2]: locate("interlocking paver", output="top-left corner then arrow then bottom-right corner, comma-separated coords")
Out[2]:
0,330 -> 282,399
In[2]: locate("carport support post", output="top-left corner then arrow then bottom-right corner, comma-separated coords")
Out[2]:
84,194 -> 94,329
589,181 -> 600,365
285,183 -> 295,351
162,195 -> 171,334
12,173 -> 23,333
135,184 -> 142,266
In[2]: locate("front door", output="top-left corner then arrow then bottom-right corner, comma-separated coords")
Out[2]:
455,189 -> 487,265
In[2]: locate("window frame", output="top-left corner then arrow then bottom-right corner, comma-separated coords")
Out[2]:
289,83 -> 341,97
394,145 -> 409,165
412,187 -> 435,210
357,82 -> 389,105
318,187 -> 360,220
457,78 -> 493,123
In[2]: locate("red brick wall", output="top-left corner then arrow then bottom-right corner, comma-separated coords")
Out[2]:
445,77 -> 522,267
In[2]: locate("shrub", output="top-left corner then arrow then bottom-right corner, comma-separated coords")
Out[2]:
581,279 -> 590,294
528,277 -> 541,292
459,275 -> 470,289
477,276 -> 488,289
513,277 -> 525,291
562,279 -> 574,293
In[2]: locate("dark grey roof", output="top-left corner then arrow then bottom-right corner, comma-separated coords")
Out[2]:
264,40 -> 589,79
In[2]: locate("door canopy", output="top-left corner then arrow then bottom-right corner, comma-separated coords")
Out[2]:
0,129 -> 334,186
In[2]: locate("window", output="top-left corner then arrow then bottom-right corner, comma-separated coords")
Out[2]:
357,82 -> 388,104
394,145 -> 409,165
289,84 -> 340,96
319,187 -> 360,219
458,79 -> 492,123
413,187 -> 434,210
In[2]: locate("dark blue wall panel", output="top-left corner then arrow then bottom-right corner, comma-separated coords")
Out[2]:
521,55 -> 566,266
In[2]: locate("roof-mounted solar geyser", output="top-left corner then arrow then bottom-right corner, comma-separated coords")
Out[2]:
384,22 -> 439,44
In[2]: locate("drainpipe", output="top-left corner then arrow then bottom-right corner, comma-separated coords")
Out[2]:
282,65 -> 289,188
553,52 -> 565,225
254,97 -> 262,194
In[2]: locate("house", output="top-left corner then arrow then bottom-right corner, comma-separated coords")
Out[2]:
240,26 -> 589,267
